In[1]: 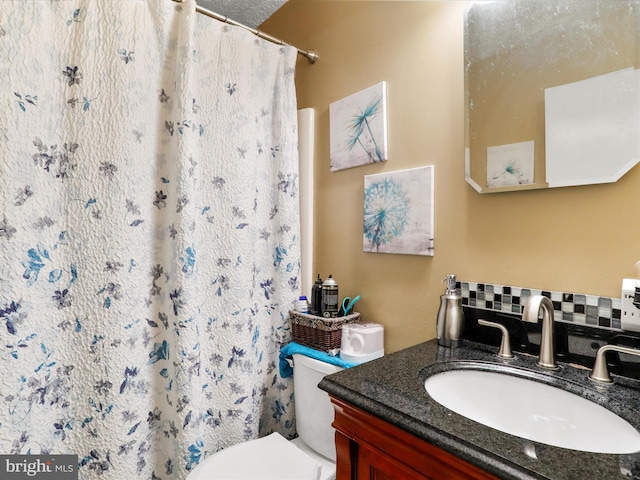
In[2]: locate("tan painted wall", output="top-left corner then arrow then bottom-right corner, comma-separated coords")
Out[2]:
262,0 -> 640,353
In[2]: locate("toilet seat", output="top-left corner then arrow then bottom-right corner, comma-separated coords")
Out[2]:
186,432 -> 322,480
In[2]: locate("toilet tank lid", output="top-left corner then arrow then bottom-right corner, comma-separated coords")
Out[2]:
187,433 -> 321,480
293,352 -> 345,375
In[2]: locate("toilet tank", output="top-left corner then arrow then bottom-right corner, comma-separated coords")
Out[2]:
292,353 -> 343,461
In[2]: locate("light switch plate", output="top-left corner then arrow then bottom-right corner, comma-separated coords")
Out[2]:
621,278 -> 640,332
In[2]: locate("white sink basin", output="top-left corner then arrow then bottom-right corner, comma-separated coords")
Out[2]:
424,369 -> 640,454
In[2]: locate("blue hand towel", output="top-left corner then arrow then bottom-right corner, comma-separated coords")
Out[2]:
279,342 -> 357,378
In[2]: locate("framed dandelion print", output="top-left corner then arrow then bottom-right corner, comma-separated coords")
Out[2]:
486,140 -> 535,188
363,166 -> 434,256
330,81 -> 388,172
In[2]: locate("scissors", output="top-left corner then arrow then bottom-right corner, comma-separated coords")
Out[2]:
341,295 -> 361,316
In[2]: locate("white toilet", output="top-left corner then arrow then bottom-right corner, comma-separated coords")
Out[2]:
187,353 -> 343,480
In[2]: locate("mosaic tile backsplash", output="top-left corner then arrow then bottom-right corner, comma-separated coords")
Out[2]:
459,281 -> 622,330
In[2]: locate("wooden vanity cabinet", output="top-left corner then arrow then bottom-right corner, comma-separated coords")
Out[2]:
330,396 -> 499,480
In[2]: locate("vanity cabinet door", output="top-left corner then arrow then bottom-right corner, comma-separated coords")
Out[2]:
356,438 -> 430,480
330,396 -> 499,480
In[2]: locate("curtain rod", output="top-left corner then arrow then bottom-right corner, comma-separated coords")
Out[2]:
172,0 -> 318,64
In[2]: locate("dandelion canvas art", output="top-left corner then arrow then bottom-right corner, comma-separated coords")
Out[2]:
330,82 -> 388,172
486,140 -> 535,188
363,166 -> 434,256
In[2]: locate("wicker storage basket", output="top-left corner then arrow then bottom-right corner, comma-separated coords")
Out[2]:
289,310 -> 361,353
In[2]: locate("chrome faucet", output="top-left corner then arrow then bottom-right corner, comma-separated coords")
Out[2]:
522,295 -> 557,369
589,344 -> 640,383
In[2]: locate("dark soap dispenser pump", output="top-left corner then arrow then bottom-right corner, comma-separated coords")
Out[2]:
436,274 -> 464,348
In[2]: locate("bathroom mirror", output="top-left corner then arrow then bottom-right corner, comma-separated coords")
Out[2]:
464,0 -> 640,193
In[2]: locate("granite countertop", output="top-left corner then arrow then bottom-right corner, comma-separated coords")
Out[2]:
318,339 -> 640,480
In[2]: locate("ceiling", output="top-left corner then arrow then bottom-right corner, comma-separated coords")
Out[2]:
195,0 -> 289,28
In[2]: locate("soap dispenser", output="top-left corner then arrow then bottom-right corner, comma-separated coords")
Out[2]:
436,274 -> 465,348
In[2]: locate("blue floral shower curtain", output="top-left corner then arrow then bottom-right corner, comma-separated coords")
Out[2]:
0,0 -> 300,478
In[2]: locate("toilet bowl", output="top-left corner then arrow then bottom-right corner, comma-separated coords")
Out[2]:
186,353 -> 343,480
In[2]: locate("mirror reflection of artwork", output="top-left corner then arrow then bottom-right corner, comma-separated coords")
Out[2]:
330,82 -> 388,172
486,140 -> 534,188
363,166 -> 434,256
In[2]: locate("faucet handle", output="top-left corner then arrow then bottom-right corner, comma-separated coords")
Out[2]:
478,320 -> 513,359
589,344 -> 640,383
